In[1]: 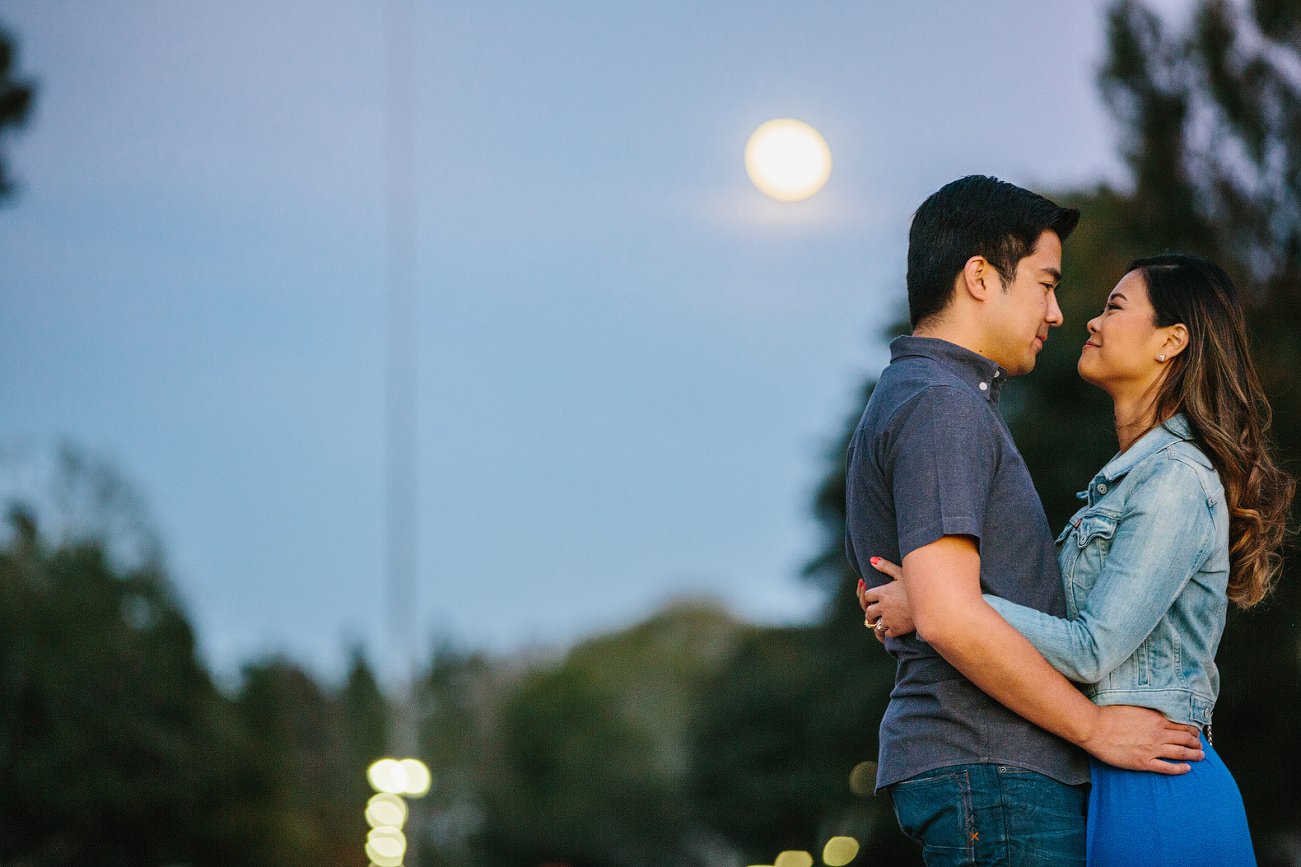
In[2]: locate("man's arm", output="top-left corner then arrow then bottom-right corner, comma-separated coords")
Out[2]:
904,535 -> 1204,774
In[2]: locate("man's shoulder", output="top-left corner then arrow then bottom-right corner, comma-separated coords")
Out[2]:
867,361 -> 994,435
877,351 -> 971,391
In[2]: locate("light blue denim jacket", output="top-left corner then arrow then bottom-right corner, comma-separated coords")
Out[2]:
985,414 -> 1229,727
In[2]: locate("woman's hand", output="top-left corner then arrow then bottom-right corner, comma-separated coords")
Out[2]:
857,557 -> 915,642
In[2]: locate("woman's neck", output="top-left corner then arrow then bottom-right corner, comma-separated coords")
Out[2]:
1112,390 -> 1161,453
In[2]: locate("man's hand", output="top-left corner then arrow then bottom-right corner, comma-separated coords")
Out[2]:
1081,705 -> 1204,774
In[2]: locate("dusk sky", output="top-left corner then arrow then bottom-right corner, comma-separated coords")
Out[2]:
0,1 -> 1195,681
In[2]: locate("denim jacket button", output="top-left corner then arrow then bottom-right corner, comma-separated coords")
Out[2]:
1096,483 -> 1108,494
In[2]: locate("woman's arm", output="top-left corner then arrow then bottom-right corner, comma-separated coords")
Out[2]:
983,457 -> 1217,684
862,456 -> 1220,684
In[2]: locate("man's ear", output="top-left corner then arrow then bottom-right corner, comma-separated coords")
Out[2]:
960,255 -> 998,302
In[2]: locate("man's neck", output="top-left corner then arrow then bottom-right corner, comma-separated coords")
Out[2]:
913,321 -> 998,369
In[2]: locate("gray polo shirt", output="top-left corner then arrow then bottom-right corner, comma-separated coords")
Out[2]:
846,335 -> 1089,789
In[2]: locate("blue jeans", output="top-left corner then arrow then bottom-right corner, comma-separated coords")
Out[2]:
889,764 -> 1087,866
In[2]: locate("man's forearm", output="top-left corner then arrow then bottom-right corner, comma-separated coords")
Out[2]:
921,599 -> 1099,747
902,536 -> 1202,773
904,536 -> 1098,746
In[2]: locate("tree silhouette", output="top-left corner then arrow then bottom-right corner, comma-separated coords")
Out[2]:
0,22 -> 35,200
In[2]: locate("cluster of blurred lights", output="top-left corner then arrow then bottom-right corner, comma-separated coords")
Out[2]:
363,754 -> 867,867
365,758 -> 431,867
741,760 -> 873,867
746,836 -> 860,867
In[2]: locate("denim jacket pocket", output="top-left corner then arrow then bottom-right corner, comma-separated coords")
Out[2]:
1063,510 -> 1119,617
1055,516 -> 1080,548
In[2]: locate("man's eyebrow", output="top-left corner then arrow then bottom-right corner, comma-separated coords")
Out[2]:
1040,267 -> 1061,283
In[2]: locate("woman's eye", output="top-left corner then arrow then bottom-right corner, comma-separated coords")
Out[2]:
1106,303 -> 1121,311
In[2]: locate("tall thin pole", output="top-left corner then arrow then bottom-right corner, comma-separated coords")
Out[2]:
384,0 -> 418,764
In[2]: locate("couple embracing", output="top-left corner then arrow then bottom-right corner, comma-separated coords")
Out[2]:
846,175 -> 1292,866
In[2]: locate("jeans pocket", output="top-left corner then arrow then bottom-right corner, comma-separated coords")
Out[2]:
995,767 -> 1087,823
995,767 -> 1087,865
890,770 -> 975,865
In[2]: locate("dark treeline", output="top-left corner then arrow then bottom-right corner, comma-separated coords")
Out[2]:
0,498 -> 388,867
4,1 -> 1301,866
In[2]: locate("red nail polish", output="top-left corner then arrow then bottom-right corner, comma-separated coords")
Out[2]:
870,557 -> 880,566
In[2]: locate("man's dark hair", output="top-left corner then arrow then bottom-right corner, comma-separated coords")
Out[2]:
905,175 -> 1079,329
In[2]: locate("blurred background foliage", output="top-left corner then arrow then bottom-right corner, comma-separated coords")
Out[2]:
2,0 -> 1300,865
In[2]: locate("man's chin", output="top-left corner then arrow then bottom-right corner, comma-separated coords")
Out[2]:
1009,356 -> 1036,376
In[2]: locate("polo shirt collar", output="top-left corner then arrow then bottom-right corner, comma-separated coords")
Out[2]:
889,335 -> 1008,404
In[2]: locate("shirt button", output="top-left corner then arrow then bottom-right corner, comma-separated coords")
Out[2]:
979,382 -> 989,391
1097,483 -> 1108,494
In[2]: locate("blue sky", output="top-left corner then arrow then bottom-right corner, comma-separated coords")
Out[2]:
0,1 -> 1191,680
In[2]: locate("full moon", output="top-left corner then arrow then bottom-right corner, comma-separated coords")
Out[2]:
745,119 -> 832,202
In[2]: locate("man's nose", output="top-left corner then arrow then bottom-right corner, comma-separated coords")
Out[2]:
1046,290 -> 1064,326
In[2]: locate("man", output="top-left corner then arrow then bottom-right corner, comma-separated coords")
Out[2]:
844,176 -> 1203,866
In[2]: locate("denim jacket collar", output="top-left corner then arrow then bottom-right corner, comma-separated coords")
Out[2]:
1079,414 -> 1194,501
889,335 -> 1008,406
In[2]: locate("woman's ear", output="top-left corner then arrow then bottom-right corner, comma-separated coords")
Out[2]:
1159,323 -> 1189,361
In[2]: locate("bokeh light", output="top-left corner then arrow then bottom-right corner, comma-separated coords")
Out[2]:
848,760 -> 878,796
366,826 -> 406,866
366,848 -> 402,867
368,758 -> 405,794
774,851 -> 814,867
368,756 -> 431,796
365,792 -> 408,829
822,836 -> 860,866
744,119 -> 832,202
398,758 -> 431,796
365,758 -> 428,865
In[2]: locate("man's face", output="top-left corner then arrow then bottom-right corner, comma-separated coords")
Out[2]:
983,230 -> 1064,375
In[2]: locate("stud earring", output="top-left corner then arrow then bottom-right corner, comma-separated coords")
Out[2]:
1158,354 -> 1166,362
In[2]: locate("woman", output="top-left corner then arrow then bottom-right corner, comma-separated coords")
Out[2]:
860,254 -> 1293,866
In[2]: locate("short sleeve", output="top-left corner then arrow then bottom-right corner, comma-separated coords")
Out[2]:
886,386 -> 999,559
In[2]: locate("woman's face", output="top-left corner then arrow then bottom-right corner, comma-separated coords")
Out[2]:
1077,270 -> 1172,393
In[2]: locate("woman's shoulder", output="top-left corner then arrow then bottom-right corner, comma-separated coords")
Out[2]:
1132,437 -> 1224,507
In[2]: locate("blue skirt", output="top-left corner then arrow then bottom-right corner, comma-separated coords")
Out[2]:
1087,733 -> 1255,866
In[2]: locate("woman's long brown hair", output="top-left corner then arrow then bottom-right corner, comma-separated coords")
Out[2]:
1133,254 -> 1294,608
